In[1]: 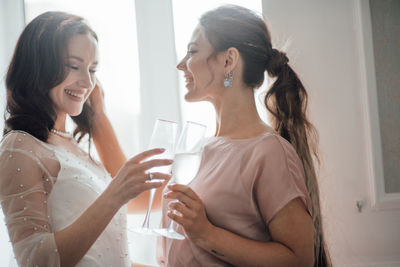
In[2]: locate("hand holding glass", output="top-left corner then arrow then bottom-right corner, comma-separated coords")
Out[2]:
155,121 -> 206,240
131,119 -> 177,235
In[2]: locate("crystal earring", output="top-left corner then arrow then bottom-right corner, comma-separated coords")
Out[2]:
223,71 -> 233,88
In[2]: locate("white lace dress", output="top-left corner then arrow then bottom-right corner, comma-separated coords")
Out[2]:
0,131 -> 130,267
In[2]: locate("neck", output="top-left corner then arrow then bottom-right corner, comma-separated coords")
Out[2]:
53,113 -> 67,132
50,113 -> 73,139
212,85 -> 270,138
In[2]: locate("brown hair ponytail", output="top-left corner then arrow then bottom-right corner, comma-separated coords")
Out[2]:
265,49 -> 330,266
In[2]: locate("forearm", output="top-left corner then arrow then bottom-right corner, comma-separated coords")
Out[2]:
54,188 -> 120,267
198,226 -> 306,267
92,112 -> 126,177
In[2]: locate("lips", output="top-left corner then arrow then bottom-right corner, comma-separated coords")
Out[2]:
64,89 -> 84,100
184,74 -> 194,84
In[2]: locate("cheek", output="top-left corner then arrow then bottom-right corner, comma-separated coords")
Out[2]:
49,86 -> 60,103
187,57 -> 202,74
84,88 -> 94,101
186,59 -> 194,73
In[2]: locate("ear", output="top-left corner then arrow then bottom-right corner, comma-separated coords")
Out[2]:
223,47 -> 240,72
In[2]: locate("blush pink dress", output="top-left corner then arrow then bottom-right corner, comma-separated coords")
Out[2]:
158,133 -> 312,267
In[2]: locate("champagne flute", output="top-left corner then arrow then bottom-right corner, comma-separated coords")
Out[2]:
131,119 -> 178,235
154,121 -> 206,240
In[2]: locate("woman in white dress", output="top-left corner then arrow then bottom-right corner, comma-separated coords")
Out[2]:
0,11 -> 171,266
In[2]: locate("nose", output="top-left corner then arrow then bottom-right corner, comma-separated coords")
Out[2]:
77,70 -> 94,89
176,56 -> 187,71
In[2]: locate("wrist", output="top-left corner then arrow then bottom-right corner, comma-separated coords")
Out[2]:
196,223 -> 220,250
92,112 -> 109,132
102,183 -> 122,213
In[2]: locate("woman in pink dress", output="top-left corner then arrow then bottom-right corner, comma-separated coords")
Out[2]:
159,5 -> 330,267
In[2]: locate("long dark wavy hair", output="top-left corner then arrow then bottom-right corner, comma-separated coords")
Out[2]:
4,11 -> 98,143
200,5 -> 330,266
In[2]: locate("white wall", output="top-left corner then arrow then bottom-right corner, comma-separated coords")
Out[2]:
0,0 -> 24,130
0,0 -> 25,266
262,0 -> 400,266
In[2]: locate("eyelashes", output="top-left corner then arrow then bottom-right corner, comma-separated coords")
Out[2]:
66,64 -> 97,73
66,64 -> 78,70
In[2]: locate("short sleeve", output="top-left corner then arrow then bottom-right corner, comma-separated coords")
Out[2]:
0,132 -> 60,267
251,135 -> 311,224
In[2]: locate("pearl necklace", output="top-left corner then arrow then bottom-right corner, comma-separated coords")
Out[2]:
50,129 -> 73,139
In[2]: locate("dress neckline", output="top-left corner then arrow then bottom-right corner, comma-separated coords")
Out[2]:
209,132 -> 276,143
8,130 -> 89,159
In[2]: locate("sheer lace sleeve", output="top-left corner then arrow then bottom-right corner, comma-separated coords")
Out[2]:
0,131 -> 60,267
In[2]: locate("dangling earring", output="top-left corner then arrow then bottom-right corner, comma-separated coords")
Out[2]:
223,71 -> 233,88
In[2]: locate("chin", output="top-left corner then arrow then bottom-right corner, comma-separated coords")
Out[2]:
185,89 -> 211,103
184,92 -> 200,102
69,108 -> 84,117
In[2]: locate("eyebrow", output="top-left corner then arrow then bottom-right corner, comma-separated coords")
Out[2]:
187,42 -> 198,50
67,56 -> 98,65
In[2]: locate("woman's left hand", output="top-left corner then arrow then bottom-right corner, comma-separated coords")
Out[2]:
164,184 -> 215,244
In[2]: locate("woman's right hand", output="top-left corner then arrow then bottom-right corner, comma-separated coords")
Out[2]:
106,148 -> 172,207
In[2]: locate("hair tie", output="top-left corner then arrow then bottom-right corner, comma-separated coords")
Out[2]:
266,48 -> 289,76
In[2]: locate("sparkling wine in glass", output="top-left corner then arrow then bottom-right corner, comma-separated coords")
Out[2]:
131,119 -> 177,235
154,121 -> 206,240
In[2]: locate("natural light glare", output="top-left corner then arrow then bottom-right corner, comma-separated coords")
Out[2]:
171,0 -> 266,136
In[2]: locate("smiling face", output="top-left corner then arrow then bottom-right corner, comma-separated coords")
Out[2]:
49,33 -> 98,118
177,26 -> 226,102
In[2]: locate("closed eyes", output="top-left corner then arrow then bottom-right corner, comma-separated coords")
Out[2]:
187,50 -> 197,56
66,64 -> 97,73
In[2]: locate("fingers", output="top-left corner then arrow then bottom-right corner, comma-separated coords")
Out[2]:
166,184 -> 199,200
164,190 -> 195,209
127,173 -> 163,197
123,173 -> 150,187
147,172 -> 172,183
167,210 -> 188,226
130,172 -> 171,185
140,180 -> 164,191
134,158 -> 173,173
128,148 -> 166,163
168,200 -> 195,218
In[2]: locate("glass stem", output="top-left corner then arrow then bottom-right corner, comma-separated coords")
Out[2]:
166,217 -> 176,232
142,188 -> 156,228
